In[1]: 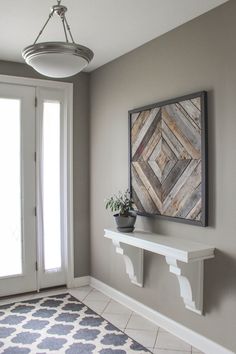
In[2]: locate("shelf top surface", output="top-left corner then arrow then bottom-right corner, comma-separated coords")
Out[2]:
104,228 -> 215,262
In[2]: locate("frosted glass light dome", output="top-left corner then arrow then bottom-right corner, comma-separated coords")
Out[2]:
22,1 -> 94,78
22,42 -> 94,78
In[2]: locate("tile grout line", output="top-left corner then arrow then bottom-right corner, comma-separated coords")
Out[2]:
81,287 -> 94,301
84,287 -> 111,305
152,326 -> 160,350
124,311 -> 134,330
124,312 -> 160,351
101,298 -> 112,315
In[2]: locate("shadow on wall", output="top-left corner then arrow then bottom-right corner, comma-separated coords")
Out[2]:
204,250 -> 236,314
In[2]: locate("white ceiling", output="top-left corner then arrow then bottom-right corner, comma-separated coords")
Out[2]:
0,0 -> 228,72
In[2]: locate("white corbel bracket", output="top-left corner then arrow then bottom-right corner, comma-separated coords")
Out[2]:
112,239 -> 143,287
105,228 -> 215,315
165,256 -> 204,315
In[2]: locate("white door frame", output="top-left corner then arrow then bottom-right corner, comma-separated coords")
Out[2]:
0,74 -> 74,290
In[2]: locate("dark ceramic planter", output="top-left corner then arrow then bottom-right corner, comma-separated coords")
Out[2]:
114,211 -> 137,232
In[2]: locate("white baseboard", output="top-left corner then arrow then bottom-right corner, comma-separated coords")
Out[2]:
70,276 -> 90,288
90,277 -> 234,354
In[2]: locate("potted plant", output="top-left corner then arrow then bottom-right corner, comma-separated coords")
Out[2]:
105,190 -> 137,232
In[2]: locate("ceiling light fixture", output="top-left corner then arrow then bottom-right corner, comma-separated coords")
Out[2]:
22,0 -> 94,78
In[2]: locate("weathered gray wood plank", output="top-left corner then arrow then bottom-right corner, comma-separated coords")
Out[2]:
162,159 -> 191,201
162,159 -> 199,210
162,120 -> 191,160
132,108 -> 160,158
133,161 -> 162,211
175,183 -> 201,219
132,110 -> 150,145
178,99 -> 201,129
132,165 -> 159,213
162,105 -> 201,159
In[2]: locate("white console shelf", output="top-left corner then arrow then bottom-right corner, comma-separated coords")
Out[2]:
104,228 -> 215,315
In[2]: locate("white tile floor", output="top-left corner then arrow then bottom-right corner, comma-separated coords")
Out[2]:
70,286 -> 205,354
0,286 -> 205,354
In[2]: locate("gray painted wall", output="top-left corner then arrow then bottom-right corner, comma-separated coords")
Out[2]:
0,60 -> 90,277
90,1 -> 236,351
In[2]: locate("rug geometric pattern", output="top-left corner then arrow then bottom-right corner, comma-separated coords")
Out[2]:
0,293 -> 150,353
131,97 -> 203,222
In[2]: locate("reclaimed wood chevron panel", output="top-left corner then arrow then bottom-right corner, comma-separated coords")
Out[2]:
129,92 -> 208,226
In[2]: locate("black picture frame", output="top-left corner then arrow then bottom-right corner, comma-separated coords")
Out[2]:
128,91 -> 208,227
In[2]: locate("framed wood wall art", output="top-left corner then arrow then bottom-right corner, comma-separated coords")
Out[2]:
129,91 -> 208,226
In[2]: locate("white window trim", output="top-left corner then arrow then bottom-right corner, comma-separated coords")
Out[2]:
0,74 -> 74,289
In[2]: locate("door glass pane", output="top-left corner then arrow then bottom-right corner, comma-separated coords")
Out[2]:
0,98 -> 22,277
42,101 -> 62,271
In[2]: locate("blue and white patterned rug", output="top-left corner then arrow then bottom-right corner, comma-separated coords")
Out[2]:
0,293 -> 151,353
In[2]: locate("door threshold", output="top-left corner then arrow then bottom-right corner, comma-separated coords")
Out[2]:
39,284 -> 66,292
0,285 -> 67,304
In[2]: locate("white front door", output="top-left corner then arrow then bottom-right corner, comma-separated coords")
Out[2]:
0,82 -> 69,297
0,83 -> 37,297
